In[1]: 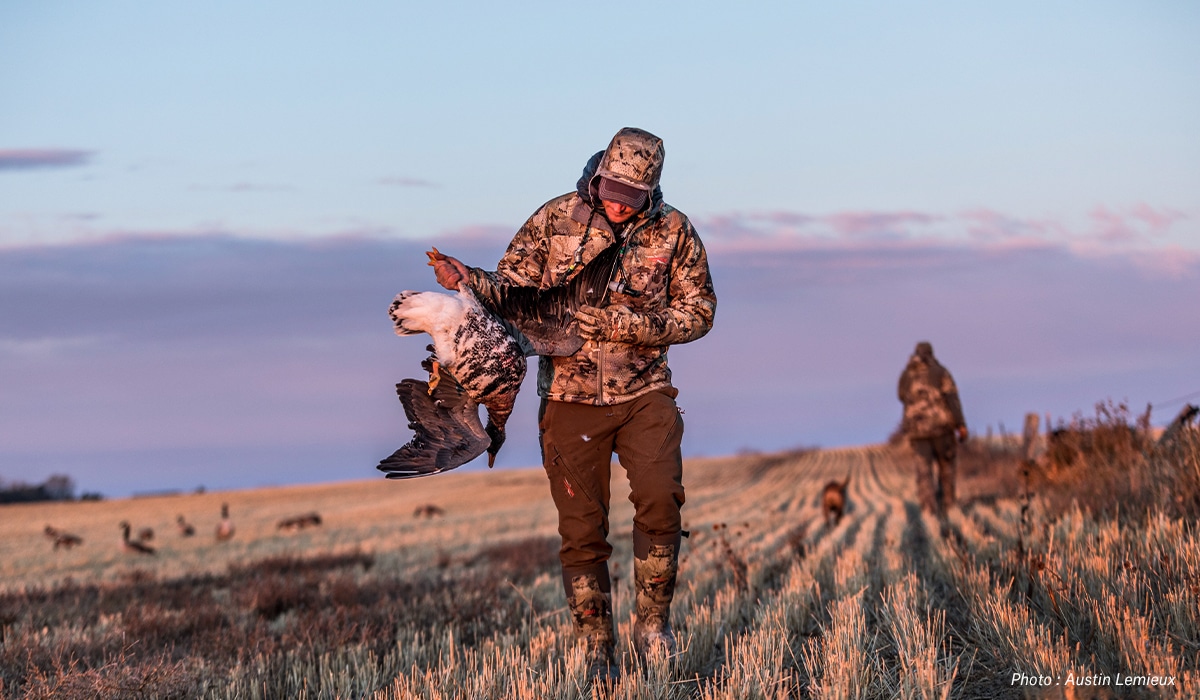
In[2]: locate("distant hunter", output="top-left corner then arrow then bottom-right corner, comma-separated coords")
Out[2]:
897,341 -> 968,517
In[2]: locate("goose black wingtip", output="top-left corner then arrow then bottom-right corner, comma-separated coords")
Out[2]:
378,374 -> 490,479
377,463 -> 426,480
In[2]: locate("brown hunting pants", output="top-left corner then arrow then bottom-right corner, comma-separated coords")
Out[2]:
909,430 -> 957,515
539,388 -> 685,594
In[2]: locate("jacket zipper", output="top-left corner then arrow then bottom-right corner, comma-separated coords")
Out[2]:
595,220 -> 642,406
597,341 -> 605,405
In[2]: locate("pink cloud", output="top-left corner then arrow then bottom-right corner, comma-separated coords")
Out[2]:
698,204 -> 1197,260
699,209 -> 963,254
0,149 -> 93,170
699,209 -> 950,252
1086,203 -> 1188,244
1124,246 -> 1200,279
752,211 -> 816,228
956,208 -> 1065,252
1089,205 -> 1137,242
435,224 -> 519,243
960,207 -> 1054,238
188,182 -> 296,193
1129,203 -> 1186,234
821,210 -> 941,236
378,176 -> 439,188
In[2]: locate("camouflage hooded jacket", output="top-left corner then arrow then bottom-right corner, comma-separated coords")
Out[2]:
897,346 -> 965,439
467,128 -> 717,406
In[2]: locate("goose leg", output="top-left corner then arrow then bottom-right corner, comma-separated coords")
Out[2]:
427,360 -> 441,395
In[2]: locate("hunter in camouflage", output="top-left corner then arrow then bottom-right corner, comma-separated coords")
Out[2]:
429,127 -> 715,681
898,341 -> 968,515
466,129 -> 714,406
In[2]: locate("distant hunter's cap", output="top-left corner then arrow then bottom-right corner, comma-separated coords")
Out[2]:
598,176 -> 648,209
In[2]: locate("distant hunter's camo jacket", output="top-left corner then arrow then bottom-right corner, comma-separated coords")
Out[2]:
898,355 -> 965,439
467,129 -> 716,406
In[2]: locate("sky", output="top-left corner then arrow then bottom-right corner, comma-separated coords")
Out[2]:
1,1 -> 1198,498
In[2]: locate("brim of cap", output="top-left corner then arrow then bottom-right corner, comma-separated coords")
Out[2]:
598,177 -> 648,209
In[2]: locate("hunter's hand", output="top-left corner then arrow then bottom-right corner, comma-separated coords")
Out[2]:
575,305 -> 608,340
575,304 -> 636,341
427,248 -> 469,290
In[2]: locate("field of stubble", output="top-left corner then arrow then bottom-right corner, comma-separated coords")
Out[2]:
1,443 -> 1196,699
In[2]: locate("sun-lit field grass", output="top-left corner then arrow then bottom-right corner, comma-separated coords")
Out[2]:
2,437 -> 1197,699
1,467 -> 560,593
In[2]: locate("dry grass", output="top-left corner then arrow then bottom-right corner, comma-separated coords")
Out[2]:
1031,400 -> 1200,523
1,440 -> 1197,699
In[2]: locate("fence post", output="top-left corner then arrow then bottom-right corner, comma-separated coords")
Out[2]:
1017,413 -> 1040,566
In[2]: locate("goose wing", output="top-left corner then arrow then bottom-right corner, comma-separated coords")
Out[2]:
377,376 -> 490,479
481,241 -> 621,357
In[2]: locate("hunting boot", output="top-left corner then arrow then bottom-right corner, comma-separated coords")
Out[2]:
567,571 -> 616,682
632,540 -> 678,660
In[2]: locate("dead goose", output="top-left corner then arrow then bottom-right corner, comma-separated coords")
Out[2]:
378,243 -> 618,478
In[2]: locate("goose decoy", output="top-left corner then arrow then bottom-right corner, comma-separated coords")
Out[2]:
119,521 -> 155,555
215,503 -> 235,542
412,504 -> 445,518
44,525 -> 83,550
276,512 -> 322,531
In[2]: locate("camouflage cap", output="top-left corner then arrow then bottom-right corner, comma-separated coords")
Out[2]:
596,127 -> 665,193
